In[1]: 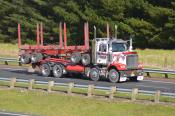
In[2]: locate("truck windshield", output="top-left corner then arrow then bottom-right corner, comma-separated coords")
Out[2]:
112,43 -> 126,52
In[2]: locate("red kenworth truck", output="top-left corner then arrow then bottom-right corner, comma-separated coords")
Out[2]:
18,22 -> 144,83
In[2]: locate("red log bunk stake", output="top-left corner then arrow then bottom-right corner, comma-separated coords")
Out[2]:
18,23 -> 21,48
40,22 -> 44,46
64,22 -> 67,49
36,23 -> 40,47
59,22 -> 63,48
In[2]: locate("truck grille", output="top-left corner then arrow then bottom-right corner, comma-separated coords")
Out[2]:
126,54 -> 138,69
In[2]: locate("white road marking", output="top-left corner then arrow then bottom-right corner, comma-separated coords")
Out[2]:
142,80 -> 175,85
0,68 -> 27,71
136,85 -> 169,89
0,112 -> 29,116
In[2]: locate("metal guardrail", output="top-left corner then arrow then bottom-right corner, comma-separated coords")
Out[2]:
0,77 -> 175,99
143,68 -> 175,78
0,57 -> 21,66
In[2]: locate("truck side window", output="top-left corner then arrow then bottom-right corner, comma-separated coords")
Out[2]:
99,43 -> 107,52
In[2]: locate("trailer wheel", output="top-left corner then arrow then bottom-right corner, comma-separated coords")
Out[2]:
20,54 -> 31,64
53,64 -> 63,78
81,54 -> 90,66
108,69 -> 120,83
89,68 -> 100,81
31,53 -> 43,63
70,52 -> 81,64
40,63 -> 51,77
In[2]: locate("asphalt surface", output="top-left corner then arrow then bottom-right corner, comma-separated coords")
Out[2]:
0,66 -> 175,93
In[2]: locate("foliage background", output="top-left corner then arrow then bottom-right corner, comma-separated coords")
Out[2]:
0,0 -> 175,49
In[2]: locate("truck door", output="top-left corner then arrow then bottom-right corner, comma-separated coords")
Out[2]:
96,42 -> 108,65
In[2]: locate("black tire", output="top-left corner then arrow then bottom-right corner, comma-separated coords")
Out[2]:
70,52 -> 81,64
81,54 -> 91,66
108,69 -> 120,83
32,63 -> 36,69
53,64 -> 63,78
89,68 -> 100,81
40,63 -> 51,77
129,76 -> 138,82
31,53 -> 43,63
20,54 -> 31,64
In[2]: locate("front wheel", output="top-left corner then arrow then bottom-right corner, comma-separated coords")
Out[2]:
108,69 -> 120,83
89,68 -> 100,81
40,63 -> 51,77
53,64 -> 63,78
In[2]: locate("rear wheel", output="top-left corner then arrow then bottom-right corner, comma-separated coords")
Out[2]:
53,64 -> 63,78
20,54 -> 31,64
40,63 -> 51,77
70,52 -> 81,64
31,53 -> 43,63
108,69 -> 120,83
81,54 -> 91,66
89,68 -> 100,81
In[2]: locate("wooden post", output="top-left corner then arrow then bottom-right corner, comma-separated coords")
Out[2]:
87,85 -> 94,97
28,79 -> 35,90
67,83 -> 74,95
164,57 -> 167,69
5,61 -> 8,65
165,74 -> 168,78
109,86 -> 116,99
19,62 -> 22,66
154,90 -> 161,103
131,88 -> 138,101
48,81 -> 54,93
10,77 -> 16,89
146,72 -> 151,77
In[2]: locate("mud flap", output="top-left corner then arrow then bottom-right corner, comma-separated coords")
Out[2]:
119,77 -> 127,82
137,76 -> 144,81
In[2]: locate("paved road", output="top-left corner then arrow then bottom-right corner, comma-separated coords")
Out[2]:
0,66 -> 175,93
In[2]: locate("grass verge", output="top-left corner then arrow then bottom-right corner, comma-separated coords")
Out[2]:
1,80 -> 175,103
0,43 -> 18,58
136,49 -> 175,69
0,89 -> 175,116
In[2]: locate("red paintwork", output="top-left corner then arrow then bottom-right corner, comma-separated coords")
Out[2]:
63,22 -> 89,51
18,23 -> 21,48
40,23 -> 44,46
123,51 -> 137,55
18,22 -> 89,59
39,58 -> 70,65
39,58 -> 84,72
66,65 -> 85,72
36,23 -> 40,46
108,63 -> 127,71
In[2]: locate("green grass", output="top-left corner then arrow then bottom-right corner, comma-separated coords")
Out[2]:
0,90 -> 175,116
1,80 -> 175,103
144,73 -> 175,79
0,43 -> 18,58
136,49 -> 175,69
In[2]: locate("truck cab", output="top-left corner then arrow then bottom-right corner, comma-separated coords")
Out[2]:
90,37 -> 144,82
95,38 -> 128,65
